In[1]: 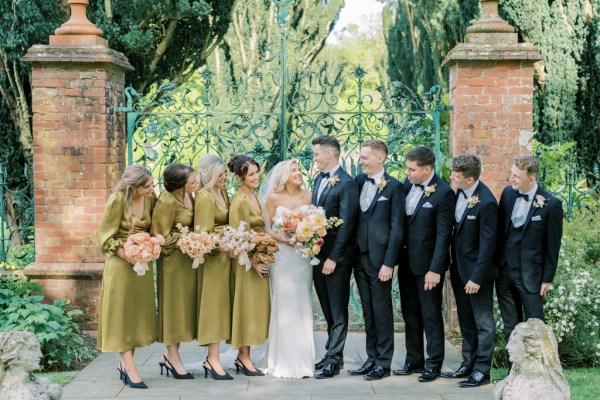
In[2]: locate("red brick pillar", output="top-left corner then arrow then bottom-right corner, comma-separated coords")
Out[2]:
442,0 -> 542,197
21,0 -> 133,331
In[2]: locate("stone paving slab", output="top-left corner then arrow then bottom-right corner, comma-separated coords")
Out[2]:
62,332 -> 494,399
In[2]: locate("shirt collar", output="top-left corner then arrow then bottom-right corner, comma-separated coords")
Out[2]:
421,172 -> 435,188
326,164 -> 341,176
368,169 -> 385,182
463,180 -> 480,198
522,183 -> 538,200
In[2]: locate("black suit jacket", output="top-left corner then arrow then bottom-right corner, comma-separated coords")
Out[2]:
355,172 -> 405,269
451,181 -> 498,285
497,185 -> 563,293
312,167 -> 359,265
402,174 -> 455,276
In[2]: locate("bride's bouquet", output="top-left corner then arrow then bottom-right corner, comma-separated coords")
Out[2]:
176,223 -> 220,268
219,221 -> 256,270
248,232 -> 280,278
123,232 -> 165,276
272,205 -> 343,265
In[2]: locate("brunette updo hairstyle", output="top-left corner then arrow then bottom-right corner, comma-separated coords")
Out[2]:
227,155 -> 260,180
163,163 -> 195,192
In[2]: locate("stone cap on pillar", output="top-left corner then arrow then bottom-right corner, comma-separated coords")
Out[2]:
442,0 -> 542,66
51,0 -> 107,47
20,0 -> 133,71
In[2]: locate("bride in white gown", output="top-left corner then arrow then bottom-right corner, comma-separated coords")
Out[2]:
259,160 -> 315,378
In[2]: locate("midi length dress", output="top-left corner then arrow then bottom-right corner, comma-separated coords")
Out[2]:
96,191 -> 157,352
229,191 -> 271,349
151,191 -> 198,345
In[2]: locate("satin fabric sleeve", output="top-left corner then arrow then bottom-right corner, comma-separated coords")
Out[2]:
229,192 -> 250,229
194,189 -> 216,233
150,192 -> 181,256
98,192 -> 126,257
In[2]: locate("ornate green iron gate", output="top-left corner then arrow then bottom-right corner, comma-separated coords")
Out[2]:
117,0 -> 452,328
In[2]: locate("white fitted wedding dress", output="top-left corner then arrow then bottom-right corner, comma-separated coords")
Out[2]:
263,205 -> 315,378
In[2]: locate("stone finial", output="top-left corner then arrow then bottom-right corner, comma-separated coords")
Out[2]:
0,331 -> 62,400
494,319 -> 571,400
50,0 -> 107,46
465,0 -> 518,45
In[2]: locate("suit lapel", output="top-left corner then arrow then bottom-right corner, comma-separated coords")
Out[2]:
522,188 -> 542,232
456,185 -> 478,233
504,190 -> 517,237
312,175 -> 321,205
318,169 -> 341,206
367,172 -> 388,214
410,174 -> 437,223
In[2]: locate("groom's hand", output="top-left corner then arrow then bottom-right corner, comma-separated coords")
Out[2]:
379,265 -> 393,282
424,271 -> 441,291
322,258 -> 337,275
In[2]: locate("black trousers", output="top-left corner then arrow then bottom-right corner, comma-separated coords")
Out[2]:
313,261 -> 351,365
495,263 -> 545,341
354,254 -> 394,368
398,266 -> 445,369
450,270 -> 495,374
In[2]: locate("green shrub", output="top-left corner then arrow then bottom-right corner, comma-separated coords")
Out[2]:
0,267 -> 97,371
493,211 -> 600,368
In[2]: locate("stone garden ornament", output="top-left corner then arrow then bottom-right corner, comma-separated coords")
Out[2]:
494,318 -> 570,400
0,331 -> 61,400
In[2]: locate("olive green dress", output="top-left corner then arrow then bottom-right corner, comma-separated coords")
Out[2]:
151,191 -> 198,345
229,190 -> 271,349
97,191 -> 157,352
194,188 -> 232,346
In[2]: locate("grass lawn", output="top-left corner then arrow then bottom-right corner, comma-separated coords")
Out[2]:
492,367 -> 600,400
39,371 -> 78,386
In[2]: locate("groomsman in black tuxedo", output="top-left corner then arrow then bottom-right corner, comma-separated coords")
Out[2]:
496,155 -> 563,344
311,135 -> 359,379
347,140 -> 405,381
393,146 -> 455,382
443,154 -> 497,387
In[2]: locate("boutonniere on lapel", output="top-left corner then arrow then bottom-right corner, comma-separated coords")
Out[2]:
532,194 -> 547,208
467,194 -> 480,209
327,175 -> 340,188
423,183 -> 436,198
376,177 -> 388,193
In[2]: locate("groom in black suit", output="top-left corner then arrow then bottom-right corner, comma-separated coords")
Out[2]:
443,154 -> 497,387
394,146 -> 455,383
348,140 -> 405,381
311,135 -> 359,379
496,155 -> 563,344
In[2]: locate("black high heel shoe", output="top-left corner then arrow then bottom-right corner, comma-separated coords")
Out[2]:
117,364 -> 125,382
122,368 -> 148,389
159,355 -> 194,379
203,359 -> 233,380
235,357 -> 265,376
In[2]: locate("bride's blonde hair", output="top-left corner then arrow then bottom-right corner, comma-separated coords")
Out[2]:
271,159 -> 300,192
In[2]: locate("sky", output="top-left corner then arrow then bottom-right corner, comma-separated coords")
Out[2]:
326,0 -> 385,45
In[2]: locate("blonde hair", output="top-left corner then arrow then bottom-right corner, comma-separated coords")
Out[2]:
197,154 -> 225,191
271,160 -> 300,193
112,164 -> 152,231
514,154 -> 540,177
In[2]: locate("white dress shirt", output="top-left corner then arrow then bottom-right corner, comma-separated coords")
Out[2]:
405,173 -> 434,216
316,164 -> 341,203
511,183 -> 538,227
455,180 -> 479,223
359,169 -> 385,212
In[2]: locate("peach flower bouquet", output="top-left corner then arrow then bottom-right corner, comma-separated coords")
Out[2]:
176,223 -> 220,268
219,221 -> 257,270
123,232 -> 165,276
272,205 -> 343,266
248,232 -> 280,278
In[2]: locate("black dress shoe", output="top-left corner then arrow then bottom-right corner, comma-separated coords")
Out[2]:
441,366 -> 472,379
348,361 -> 375,376
392,363 -> 425,376
363,365 -> 391,381
418,367 -> 441,382
459,371 -> 490,387
314,362 -> 341,379
314,356 -> 327,370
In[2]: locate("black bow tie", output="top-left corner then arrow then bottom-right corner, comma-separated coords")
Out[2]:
457,189 -> 467,199
414,183 -> 424,190
515,191 -> 529,201
365,177 -> 376,185
320,172 -> 330,179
